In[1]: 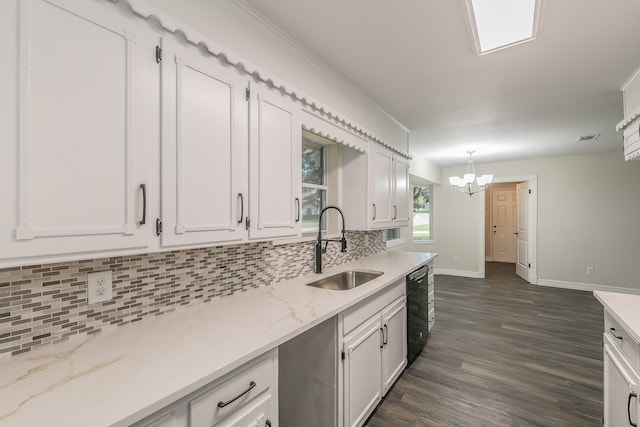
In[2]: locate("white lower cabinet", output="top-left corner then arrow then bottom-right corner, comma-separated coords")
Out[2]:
341,279 -> 407,427
603,312 -> 640,426
134,349 -> 278,427
381,297 -> 407,394
343,314 -> 384,427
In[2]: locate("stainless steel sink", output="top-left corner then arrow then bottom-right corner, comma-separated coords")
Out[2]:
305,270 -> 384,291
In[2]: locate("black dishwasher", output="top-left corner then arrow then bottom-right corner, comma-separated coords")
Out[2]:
406,264 -> 429,365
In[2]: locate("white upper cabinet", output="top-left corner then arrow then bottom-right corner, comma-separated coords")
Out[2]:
617,65 -> 640,161
248,86 -> 302,240
160,38 -> 248,247
342,143 -> 410,230
0,0 -> 156,266
392,156 -> 410,226
370,145 -> 394,228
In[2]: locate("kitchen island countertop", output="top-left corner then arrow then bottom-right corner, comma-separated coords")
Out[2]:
594,290 -> 640,344
0,250 -> 437,427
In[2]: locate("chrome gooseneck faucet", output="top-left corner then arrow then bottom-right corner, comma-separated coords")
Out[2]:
315,206 -> 347,274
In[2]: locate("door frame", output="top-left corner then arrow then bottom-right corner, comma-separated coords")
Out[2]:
478,175 -> 538,284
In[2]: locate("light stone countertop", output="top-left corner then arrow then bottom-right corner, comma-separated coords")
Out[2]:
594,291 -> 640,344
0,250 -> 437,427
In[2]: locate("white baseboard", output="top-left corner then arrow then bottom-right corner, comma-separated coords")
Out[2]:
434,268 -> 484,278
537,279 -> 640,295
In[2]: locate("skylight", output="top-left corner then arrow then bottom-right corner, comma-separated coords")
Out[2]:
465,0 -> 541,55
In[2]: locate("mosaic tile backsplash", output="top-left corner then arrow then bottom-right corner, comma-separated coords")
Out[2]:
0,231 -> 385,357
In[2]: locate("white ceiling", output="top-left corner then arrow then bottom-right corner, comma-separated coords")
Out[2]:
240,0 -> 640,167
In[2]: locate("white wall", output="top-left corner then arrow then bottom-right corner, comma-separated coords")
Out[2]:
143,0 -> 409,152
419,151 -> 640,291
409,156 -> 442,185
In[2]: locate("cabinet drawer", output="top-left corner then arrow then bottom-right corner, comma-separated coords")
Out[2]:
214,394 -> 273,427
623,117 -> 640,160
605,311 -> 640,370
190,353 -> 275,427
342,279 -> 405,336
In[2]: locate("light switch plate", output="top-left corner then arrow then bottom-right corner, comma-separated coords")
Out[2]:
87,270 -> 113,304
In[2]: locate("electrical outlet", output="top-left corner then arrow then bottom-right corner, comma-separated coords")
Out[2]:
87,271 -> 113,304
586,267 -> 594,276
454,255 -> 460,263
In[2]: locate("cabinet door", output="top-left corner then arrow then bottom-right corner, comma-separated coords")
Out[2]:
249,87 -> 302,240
604,341 -> 639,427
369,145 -> 393,228
0,0 -> 155,266
381,297 -> 407,395
343,315 -> 383,427
392,156 -> 410,225
138,406 -> 188,427
160,38 -> 248,247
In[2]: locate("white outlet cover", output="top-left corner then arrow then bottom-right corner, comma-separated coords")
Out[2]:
87,270 -> 113,305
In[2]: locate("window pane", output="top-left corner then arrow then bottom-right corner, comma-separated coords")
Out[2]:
302,187 -> 326,231
386,228 -> 400,240
302,141 -> 324,185
413,185 -> 431,240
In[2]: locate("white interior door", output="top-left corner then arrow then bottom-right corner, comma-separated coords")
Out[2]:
491,189 -> 517,263
515,182 -> 529,281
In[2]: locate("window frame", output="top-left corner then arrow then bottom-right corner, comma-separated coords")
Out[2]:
301,138 -> 328,235
412,184 -> 433,244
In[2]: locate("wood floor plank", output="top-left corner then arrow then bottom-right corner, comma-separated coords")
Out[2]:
366,262 -> 603,427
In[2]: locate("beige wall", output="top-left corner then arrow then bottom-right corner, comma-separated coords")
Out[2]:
404,151 -> 640,292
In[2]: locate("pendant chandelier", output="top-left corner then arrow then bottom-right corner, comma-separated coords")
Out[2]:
448,150 -> 493,196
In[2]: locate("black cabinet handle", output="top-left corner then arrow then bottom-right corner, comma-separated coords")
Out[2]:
139,184 -> 146,225
393,205 -> 397,220
237,193 -> 244,224
610,327 -> 624,340
372,204 -> 376,220
379,327 -> 384,349
383,324 -> 388,346
295,198 -> 300,222
217,381 -> 256,408
629,392 -> 638,427
266,421 -> 272,427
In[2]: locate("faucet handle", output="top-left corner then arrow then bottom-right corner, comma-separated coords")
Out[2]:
341,237 -> 347,252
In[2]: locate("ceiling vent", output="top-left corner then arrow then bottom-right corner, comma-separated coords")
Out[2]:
576,134 -> 601,143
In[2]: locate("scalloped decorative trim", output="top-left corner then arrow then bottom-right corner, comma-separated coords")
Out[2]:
616,109 -> 640,131
625,149 -> 640,161
119,0 -> 411,159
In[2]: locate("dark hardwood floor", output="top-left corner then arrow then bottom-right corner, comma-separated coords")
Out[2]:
366,262 -> 604,426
